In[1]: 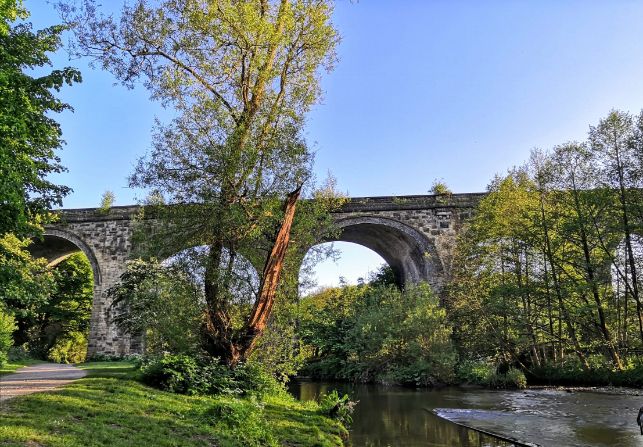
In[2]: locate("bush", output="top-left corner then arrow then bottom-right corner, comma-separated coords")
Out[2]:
498,368 -> 527,389
141,355 -> 284,398
8,344 -> 30,362
456,359 -> 527,389
319,390 -> 357,425
231,362 -> 283,398
529,356 -> 643,388
47,331 -> 88,364
0,310 -> 16,366
141,354 -> 204,394
456,359 -> 495,385
108,258 -> 204,356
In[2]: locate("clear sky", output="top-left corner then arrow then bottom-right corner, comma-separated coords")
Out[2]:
24,0 -> 643,289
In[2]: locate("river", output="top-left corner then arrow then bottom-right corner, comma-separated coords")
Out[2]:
288,380 -> 643,446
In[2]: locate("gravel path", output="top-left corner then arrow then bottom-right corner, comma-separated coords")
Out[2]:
0,363 -> 87,402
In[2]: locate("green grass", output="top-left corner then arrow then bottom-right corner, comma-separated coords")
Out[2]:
0,361 -> 347,447
0,359 -> 41,376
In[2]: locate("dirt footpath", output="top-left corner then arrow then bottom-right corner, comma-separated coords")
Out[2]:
0,363 -> 87,402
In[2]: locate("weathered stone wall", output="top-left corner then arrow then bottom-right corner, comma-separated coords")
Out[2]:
35,193 -> 484,356
333,193 -> 483,289
35,208 -> 139,357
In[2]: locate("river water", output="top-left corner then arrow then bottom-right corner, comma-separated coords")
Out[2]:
288,380 -> 643,446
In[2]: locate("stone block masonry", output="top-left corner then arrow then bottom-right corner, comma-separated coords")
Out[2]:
30,193 -> 485,357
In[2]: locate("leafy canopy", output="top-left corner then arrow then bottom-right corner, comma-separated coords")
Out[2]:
59,0 -> 341,364
0,0 -> 80,237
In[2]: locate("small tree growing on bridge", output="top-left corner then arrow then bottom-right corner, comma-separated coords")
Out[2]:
60,0 -> 341,366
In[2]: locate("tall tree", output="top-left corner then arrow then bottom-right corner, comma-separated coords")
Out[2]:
551,143 -> 623,369
0,0 -> 79,238
529,149 -> 588,368
61,0 -> 339,365
588,111 -> 643,344
1,1 -> 79,358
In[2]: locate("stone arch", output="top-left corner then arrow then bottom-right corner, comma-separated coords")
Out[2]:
29,228 -> 102,286
330,215 -> 444,289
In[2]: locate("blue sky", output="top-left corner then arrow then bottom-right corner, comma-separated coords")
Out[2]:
25,0 -> 643,289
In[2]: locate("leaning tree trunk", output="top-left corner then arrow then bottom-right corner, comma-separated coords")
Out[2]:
232,185 -> 302,366
202,186 -> 302,366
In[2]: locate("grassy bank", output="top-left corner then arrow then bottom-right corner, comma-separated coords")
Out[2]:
0,359 -> 40,376
0,361 -> 347,447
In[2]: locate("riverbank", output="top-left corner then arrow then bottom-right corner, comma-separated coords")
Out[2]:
0,361 -> 347,447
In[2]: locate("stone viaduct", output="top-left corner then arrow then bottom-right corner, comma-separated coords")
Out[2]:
28,193 -> 485,357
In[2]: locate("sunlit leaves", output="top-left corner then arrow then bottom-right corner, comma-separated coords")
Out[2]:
0,5 -> 79,237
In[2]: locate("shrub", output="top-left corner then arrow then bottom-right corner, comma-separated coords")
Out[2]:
47,331 -> 88,364
141,355 -> 284,398
141,354 -> 204,394
456,359 -> 527,389
98,190 -> 115,214
0,310 -> 16,366
319,390 -> 357,425
108,258 -> 203,356
299,282 -> 457,386
456,359 -> 495,385
529,356 -> 643,388
7,344 -> 30,362
231,362 -> 283,398
499,368 -> 527,389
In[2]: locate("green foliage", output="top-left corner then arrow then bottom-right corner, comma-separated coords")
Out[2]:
109,258 -> 203,355
60,0 -> 341,364
98,190 -> 114,214
0,234 -> 53,328
430,179 -> 452,196
0,307 -> 16,366
504,368 -> 528,389
205,398 -> 277,447
249,298 -> 307,382
0,1 -> 26,35
456,359 -> 495,385
47,330 -> 87,364
140,354 -> 203,394
0,1 -> 78,237
228,361 -> 284,398
141,354 -> 284,399
319,390 -> 357,425
446,108 -> 643,384
455,360 -> 527,389
25,252 -> 93,358
367,264 -> 397,287
299,282 -> 456,386
529,357 -> 643,387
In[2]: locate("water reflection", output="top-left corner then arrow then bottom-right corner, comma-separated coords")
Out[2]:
289,381 -> 643,447
289,381 -> 514,447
